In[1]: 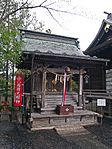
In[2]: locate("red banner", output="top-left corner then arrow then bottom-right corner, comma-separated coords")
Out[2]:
14,73 -> 23,106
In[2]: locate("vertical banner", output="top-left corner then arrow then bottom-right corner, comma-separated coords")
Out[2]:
14,73 -> 23,106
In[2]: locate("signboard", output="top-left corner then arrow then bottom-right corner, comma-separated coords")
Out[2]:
97,99 -> 106,107
14,73 -> 23,106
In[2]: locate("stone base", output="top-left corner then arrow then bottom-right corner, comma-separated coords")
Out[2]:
56,105 -> 74,115
27,110 -> 99,130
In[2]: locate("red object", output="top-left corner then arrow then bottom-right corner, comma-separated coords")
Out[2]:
14,73 -> 23,106
56,105 -> 74,115
62,72 -> 67,106
1,101 -> 9,106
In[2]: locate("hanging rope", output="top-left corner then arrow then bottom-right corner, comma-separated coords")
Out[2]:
47,70 -> 72,77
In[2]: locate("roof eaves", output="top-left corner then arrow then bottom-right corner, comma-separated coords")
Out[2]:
85,20 -> 106,53
84,38 -> 112,55
23,50 -> 109,62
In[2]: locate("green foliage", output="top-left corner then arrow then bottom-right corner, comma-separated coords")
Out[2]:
0,0 -> 23,99
0,0 -> 50,100
0,105 -> 3,110
0,21 -> 22,98
0,24 -> 22,63
8,105 -> 15,111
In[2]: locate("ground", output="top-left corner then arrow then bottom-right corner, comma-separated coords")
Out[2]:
0,118 -> 112,149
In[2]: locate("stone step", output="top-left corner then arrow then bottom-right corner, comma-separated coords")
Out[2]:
44,103 -> 76,106
41,107 -> 56,114
55,124 -> 90,136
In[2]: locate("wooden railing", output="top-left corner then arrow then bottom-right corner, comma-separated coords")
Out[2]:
83,90 -> 112,116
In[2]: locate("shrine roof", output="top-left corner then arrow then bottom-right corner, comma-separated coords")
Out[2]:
19,29 -> 108,64
85,13 -> 112,55
20,29 -> 85,57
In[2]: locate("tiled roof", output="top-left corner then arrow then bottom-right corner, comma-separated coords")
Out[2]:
85,13 -> 112,55
21,29 -> 85,57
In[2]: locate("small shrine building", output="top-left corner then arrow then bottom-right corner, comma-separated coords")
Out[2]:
18,29 -> 108,129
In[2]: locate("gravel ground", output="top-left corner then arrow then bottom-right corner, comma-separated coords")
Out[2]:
0,121 -> 80,149
64,117 -> 112,149
0,117 -> 112,149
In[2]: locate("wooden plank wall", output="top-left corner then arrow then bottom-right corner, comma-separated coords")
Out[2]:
84,67 -> 105,90
106,69 -> 112,93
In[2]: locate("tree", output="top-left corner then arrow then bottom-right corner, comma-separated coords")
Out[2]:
0,0 -> 53,101
0,0 -> 53,23
1,0 -> 82,101
0,0 -> 52,73
0,0 -> 72,25
0,19 -> 22,100
0,0 -> 26,100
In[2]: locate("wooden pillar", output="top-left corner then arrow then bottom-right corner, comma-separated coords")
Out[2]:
78,69 -> 83,107
41,69 -> 46,108
83,94 -> 86,110
30,54 -> 35,114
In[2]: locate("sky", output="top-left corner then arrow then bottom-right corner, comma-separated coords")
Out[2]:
30,0 -> 112,51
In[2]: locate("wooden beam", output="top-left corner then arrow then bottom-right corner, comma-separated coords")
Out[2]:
41,68 -> 46,108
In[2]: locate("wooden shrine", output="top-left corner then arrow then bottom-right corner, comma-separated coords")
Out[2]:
18,29 -> 108,129
85,12 -> 112,117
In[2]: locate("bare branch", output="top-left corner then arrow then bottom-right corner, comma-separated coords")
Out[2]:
0,0 -> 29,22
0,0 -> 75,24
44,6 -> 98,20
46,8 -> 63,28
39,0 -> 48,6
0,0 -> 59,23
44,2 -> 56,7
44,7 -> 76,15
21,0 -> 29,7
